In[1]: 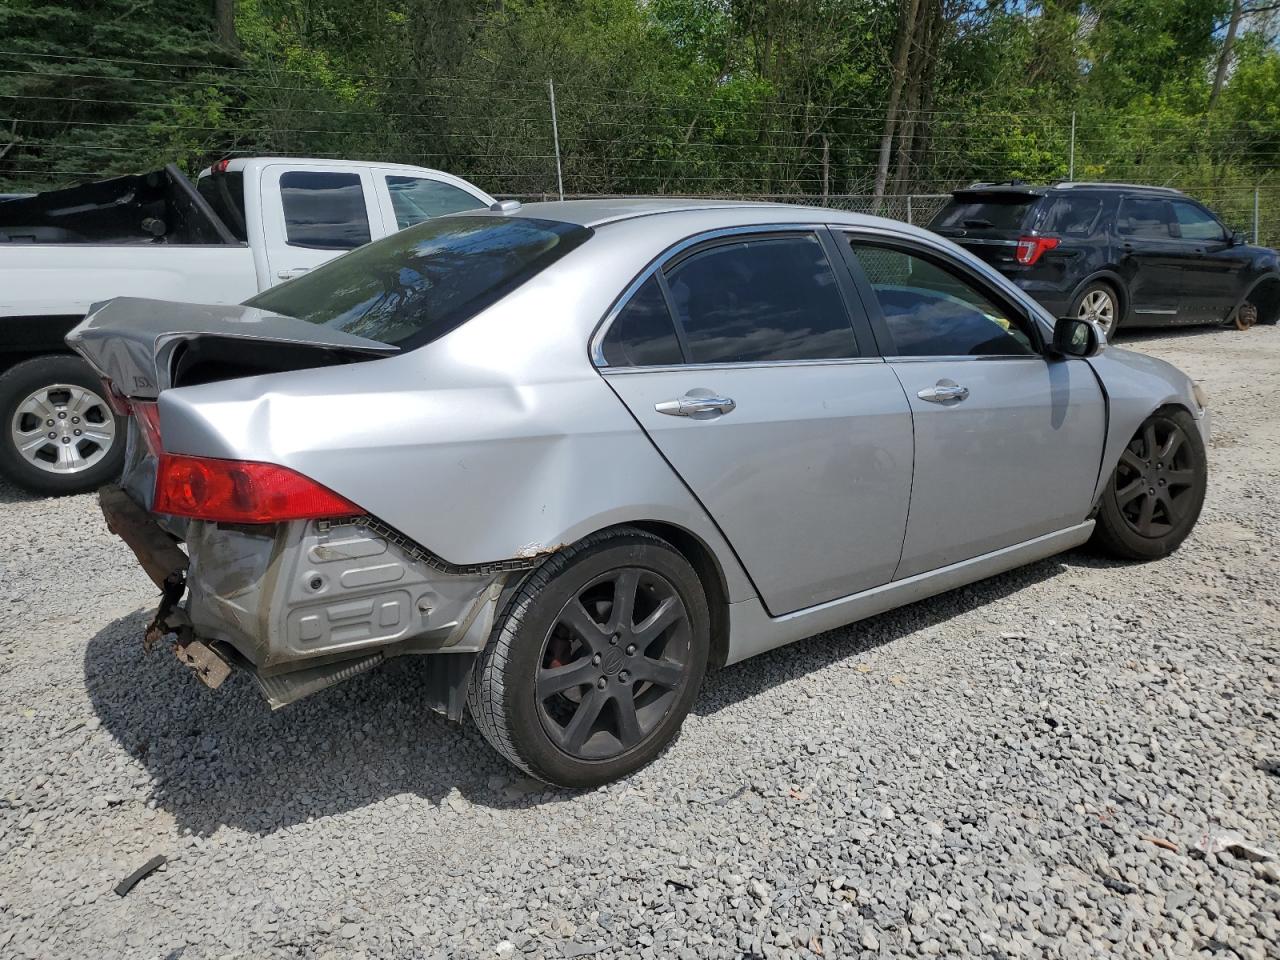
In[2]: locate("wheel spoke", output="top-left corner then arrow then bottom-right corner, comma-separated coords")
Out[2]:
607,569 -> 640,632
1137,493 -> 1156,533
1120,449 -> 1145,473
632,595 -> 685,650
1115,478 -> 1146,506
1165,468 -> 1195,487
536,658 -> 598,700
633,657 -> 684,690
80,427 -> 114,444
560,688 -> 606,753
17,433 -> 50,454
17,393 -> 56,421
612,692 -> 644,750
1142,423 -> 1158,459
558,598 -> 610,649
1159,429 -> 1184,462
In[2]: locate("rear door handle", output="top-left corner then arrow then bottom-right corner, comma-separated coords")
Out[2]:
655,392 -> 737,419
917,381 -> 969,404
276,268 -> 309,280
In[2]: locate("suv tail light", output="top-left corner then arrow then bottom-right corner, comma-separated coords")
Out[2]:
1015,235 -> 1060,265
154,454 -> 362,524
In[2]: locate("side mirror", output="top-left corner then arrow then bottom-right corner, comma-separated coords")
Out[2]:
1051,315 -> 1104,358
1230,230 -> 1246,246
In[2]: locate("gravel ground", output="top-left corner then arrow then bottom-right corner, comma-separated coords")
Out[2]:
1,325 -> 1278,960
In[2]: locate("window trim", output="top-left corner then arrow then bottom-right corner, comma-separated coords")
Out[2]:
590,223 -> 875,369
836,231 -> 1049,360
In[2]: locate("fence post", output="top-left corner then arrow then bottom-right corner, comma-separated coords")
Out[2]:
548,78 -> 564,201
1069,111 -> 1076,181
1254,185 -> 1260,245
906,194 -> 913,225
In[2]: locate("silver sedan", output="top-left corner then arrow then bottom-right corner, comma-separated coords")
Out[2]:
71,200 -> 1209,787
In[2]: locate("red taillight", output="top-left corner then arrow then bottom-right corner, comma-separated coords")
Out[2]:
154,454 -> 362,524
100,379 -> 132,416
211,158 -> 231,174
1015,235 -> 1060,265
132,400 -> 163,457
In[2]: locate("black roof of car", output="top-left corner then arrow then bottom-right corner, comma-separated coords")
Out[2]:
956,181 -> 1184,197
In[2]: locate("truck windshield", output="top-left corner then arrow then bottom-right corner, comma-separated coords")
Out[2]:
245,215 -> 592,349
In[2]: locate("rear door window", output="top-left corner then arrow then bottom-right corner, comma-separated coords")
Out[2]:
280,171 -> 372,249
196,171 -> 248,242
663,234 -> 858,364
385,176 -> 487,228
931,194 -> 1037,232
1117,197 -> 1174,239
1171,200 -> 1226,241
1038,195 -> 1103,236
246,215 -> 592,350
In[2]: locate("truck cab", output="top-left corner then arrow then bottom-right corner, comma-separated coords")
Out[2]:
0,158 -> 495,495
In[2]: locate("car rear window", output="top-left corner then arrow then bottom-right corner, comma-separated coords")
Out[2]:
245,215 -> 592,350
1037,195 -> 1103,236
931,193 -> 1037,232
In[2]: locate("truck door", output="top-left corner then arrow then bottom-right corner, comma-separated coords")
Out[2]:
259,164 -> 385,286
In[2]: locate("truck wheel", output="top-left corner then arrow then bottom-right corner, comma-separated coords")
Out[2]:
0,355 -> 125,496
467,527 -> 710,788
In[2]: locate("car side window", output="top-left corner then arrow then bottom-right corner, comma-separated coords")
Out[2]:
385,176 -> 486,229
663,234 -> 858,364
601,275 -> 684,367
1117,197 -> 1173,239
847,241 -> 1037,358
280,171 -> 372,250
1038,195 -> 1103,236
1171,201 -> 1225,242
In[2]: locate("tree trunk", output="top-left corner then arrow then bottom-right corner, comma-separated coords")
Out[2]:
891,0 -> 938,195
1209,0 -> 1243,110
874,0 -> 922,210
213,0 -> 237,51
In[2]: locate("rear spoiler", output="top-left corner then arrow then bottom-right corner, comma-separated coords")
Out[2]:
67,297 -> 398,399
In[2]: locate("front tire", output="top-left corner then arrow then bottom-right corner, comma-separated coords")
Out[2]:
1092,408 -> 1207,561
467,527 -> 710,788
0,355 -> 125,496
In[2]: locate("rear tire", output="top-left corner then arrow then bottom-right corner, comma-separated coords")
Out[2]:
467,527 -> 710,788
1091,408 -> 1206,561
1071,281 -> 1120,338
0,355 -> 125,496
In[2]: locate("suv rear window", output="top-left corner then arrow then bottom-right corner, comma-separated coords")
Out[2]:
245,215 -> 592,350
1038,195 -> 1103,236
931,193 -> 1037,232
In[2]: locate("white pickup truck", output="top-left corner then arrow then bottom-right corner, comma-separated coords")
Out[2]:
0,157 -> 495,495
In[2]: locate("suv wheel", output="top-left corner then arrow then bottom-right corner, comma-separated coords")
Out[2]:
1073,282 -> 1119,337
0,355 -> 125,496
467,527 -> 710,788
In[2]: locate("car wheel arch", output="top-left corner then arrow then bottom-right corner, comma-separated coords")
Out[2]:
1239,272 -> 1280,325
1072,272 -> 1128,321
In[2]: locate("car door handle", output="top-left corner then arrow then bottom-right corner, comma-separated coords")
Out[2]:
917,382 -> 970,404
276,268 -> 309,280
655,393 -> 737,418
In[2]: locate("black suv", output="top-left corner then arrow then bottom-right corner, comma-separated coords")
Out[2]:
929,182 -> 1280,336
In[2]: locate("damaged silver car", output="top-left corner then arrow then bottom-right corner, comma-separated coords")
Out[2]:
70,199 -> 1209,787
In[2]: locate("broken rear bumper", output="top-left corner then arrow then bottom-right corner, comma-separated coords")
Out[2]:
98,484 -> 515,715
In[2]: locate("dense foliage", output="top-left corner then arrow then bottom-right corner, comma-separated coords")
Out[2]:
2,1 -> 1278,234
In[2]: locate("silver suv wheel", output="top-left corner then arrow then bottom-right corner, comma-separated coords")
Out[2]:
10,382 -> 116,476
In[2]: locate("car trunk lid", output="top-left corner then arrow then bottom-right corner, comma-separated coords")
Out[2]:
66,296 -> 398,400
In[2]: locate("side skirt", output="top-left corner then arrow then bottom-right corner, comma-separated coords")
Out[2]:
724,521 -> 1095,665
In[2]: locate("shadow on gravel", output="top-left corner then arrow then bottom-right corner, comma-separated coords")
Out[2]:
1117,322 -> 1229,343
695,552 -> 1074,717
85,552 -> 1078,833
0,477 -> 41,505
84,610 -> 541,836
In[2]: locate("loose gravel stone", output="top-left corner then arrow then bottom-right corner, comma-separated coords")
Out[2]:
1,326 -> 1278,959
